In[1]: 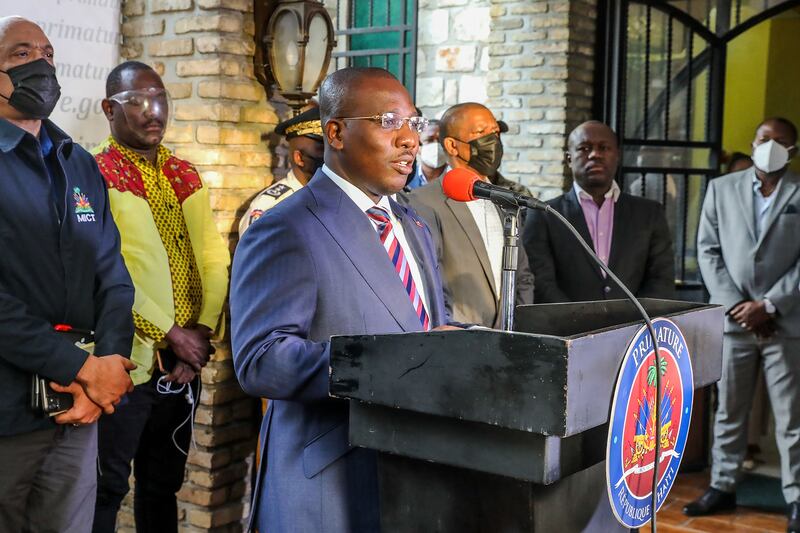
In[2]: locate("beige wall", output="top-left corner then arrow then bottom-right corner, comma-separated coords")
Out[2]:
118,0 -> 278,529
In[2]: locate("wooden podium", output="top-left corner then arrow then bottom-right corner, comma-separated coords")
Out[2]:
330,299 -> 723,532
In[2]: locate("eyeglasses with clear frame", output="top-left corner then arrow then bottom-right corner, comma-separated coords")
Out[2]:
336,112 -> 429,134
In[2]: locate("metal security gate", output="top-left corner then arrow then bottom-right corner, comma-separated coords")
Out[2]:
598,0 -> 800,300
330,0 -> 418,97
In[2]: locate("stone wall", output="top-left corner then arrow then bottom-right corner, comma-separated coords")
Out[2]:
118,0 -> 276,530
416,0 -> 598,199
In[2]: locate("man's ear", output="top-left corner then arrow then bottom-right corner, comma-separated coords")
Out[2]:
564,151 -> 572,165
291,149 -> 304,168
101,99 -> 114,121
325,119 -> 344,150
442,137 -> 459,157
789,145 -> 798,160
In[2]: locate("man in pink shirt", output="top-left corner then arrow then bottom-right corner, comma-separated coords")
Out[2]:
522,121 -> 675,302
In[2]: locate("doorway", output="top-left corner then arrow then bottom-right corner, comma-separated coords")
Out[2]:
597,0 -> 800,504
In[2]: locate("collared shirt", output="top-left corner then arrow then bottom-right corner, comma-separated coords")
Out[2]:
753,173 -> 782,239
103,138 -> 203,343
322,164 -> 429,312
405,162 -> 430,190
573,179 -> 621,266
94,136 -> 230,384
465,191 -> 504,298
239,170 -> 303,235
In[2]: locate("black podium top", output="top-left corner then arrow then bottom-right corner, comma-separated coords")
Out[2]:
331,299 -> 722,438
329,299 -> 723,483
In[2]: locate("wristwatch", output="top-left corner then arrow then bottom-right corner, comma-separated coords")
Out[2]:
764,298 -> 777,315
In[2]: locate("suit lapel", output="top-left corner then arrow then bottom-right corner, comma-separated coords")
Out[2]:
306,174 -> 422,332
735,169 -> 757,244
608,194 -> 629,271
756,174 -> 799,249
564,190 -> 604,281
444,194 -> 497,297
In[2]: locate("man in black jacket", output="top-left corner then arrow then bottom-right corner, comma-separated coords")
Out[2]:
0,17 -> 135,532
522,121 -> 675,303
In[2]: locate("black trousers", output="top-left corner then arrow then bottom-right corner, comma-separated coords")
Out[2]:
92,370 -> 198,533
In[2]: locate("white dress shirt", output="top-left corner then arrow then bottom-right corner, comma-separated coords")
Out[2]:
465,198 -> 504,298
322,164 -> 429,313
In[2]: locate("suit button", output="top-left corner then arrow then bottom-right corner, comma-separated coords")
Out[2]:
604,286 -> 611,294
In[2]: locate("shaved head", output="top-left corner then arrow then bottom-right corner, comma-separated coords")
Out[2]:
318,67 -> 398,126
0,16 -> 30,38
568,120 -> 618,150
756,117 -> 798,146
439,102 -> 490,145
318,67 -> 418,201
0,16 -> 54,126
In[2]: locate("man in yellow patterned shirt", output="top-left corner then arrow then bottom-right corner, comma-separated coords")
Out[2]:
90,61 -> 230,533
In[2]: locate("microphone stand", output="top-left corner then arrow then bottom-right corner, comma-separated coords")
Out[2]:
478,186 -> 662,532
499,206 -> 520,331
542,206 -> 663,533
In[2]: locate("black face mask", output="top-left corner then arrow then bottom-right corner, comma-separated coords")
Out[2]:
457,132 -> 503,178
0,59 -> 61,119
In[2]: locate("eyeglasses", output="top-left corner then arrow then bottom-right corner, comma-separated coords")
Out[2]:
108,88 -> 171,117
337,112 -> 429,134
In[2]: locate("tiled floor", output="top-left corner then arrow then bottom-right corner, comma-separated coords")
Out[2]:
658,471 -> 786,532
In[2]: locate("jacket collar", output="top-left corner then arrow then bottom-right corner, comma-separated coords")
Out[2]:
0,118 -> 73,156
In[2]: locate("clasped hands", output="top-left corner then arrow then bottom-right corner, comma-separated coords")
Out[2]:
51,323 -> 213,426
729,300 -> 776,338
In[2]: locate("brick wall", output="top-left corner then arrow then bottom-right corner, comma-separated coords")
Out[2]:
118,0 -> 277,530
416,0 -> 598,199
112,0 -> 599,529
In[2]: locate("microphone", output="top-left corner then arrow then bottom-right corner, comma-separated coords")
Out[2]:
442,168 -> 548,210
443,165 -> 664,531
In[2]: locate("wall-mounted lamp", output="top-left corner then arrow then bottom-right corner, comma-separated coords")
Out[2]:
256,0 -> 335,115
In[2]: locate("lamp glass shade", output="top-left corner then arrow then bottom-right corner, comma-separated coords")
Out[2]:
272,11 -> 301,92
302,14 -> 329,93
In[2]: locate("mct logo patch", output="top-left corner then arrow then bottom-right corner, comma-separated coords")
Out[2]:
73,187 -> 96,222
606,318 -> 694,528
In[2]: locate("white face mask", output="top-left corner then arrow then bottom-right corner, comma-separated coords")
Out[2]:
419,142 -> 447,169
752,139 -> 790,173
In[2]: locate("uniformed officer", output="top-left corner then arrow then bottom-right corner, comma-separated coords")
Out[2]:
239,106 -> 323,234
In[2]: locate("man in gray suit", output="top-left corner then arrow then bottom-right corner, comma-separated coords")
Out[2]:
686,117 -> 800,533
407,103 -> 534,328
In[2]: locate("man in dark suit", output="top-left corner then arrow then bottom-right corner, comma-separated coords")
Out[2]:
230,67 -> 455,533
408,102 -> 534,327
522,120 -> 675,302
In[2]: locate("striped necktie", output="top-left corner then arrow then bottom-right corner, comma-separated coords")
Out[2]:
366,206 -> 430,330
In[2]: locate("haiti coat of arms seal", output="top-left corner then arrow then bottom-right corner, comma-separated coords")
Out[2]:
606,317 -> 694,528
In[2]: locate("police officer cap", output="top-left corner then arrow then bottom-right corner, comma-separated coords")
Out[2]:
275,107 -> 322,141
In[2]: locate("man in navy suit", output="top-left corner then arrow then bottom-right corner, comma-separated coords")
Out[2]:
230,67 -> 455,532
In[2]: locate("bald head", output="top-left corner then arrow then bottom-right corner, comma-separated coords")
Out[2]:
568,120 -> 618,151
318,67 -> 399,126
0,16 -> 30,38
0,17 -> 55,123
439,102 -> 502,179
754,117 -> 798,147
439,102 -> 492,144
